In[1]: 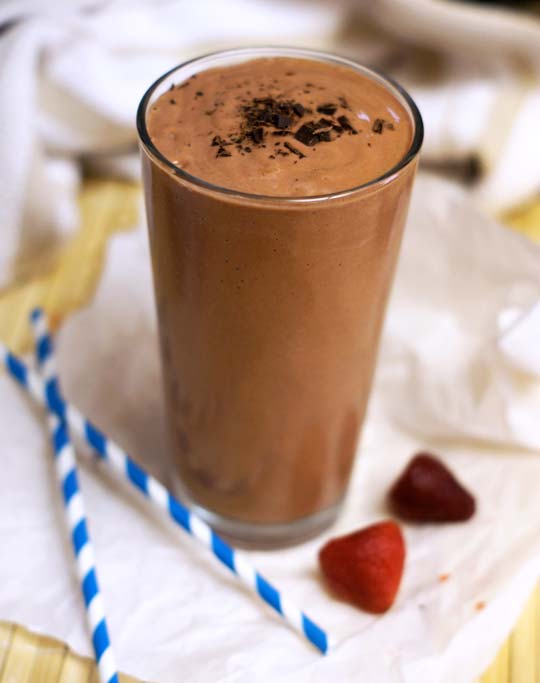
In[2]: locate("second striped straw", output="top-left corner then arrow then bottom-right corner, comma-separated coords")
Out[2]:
30,309 -> 119,683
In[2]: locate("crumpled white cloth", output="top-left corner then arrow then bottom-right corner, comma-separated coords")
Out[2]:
1,174 -> 539,683
0,0 -> 341,288
379,176 -> 540,449
1,0 -> 539,287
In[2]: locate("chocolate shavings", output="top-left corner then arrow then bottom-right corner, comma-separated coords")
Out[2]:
294,123 -> 319,147
208,90 -> 363,157
211,135 -> 229,147
316,103 -> 337,115
337,115 -> 357,134
284,142 -> 306,158
372,118 -> 395,134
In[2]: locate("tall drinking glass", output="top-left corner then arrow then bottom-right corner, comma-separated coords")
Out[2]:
137,48 -> 423,547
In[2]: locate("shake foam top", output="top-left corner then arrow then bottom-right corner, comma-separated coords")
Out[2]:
147,57 -> 413,197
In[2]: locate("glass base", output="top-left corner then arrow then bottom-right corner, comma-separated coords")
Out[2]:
171,477 -> 343,549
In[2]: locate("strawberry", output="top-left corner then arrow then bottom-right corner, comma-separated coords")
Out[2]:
319,521 -> 405,614
389,453 -> 476,523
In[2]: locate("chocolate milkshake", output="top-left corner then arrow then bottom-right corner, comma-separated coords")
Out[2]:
138,49 -> 422,547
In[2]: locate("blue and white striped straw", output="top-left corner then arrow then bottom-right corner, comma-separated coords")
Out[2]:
29,309 -> 119,683
1,323 -> 330,655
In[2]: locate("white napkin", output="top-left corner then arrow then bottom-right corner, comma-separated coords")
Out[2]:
1,174 -> 539,682
0,0 -> 341,288
1,1 -> 539,288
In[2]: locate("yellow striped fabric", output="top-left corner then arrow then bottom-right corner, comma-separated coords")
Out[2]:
0,622 -> 141,682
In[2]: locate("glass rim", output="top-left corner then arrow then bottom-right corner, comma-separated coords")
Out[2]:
136,46 -> 424,204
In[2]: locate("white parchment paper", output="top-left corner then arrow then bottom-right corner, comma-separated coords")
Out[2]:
1,174 -> 539,683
